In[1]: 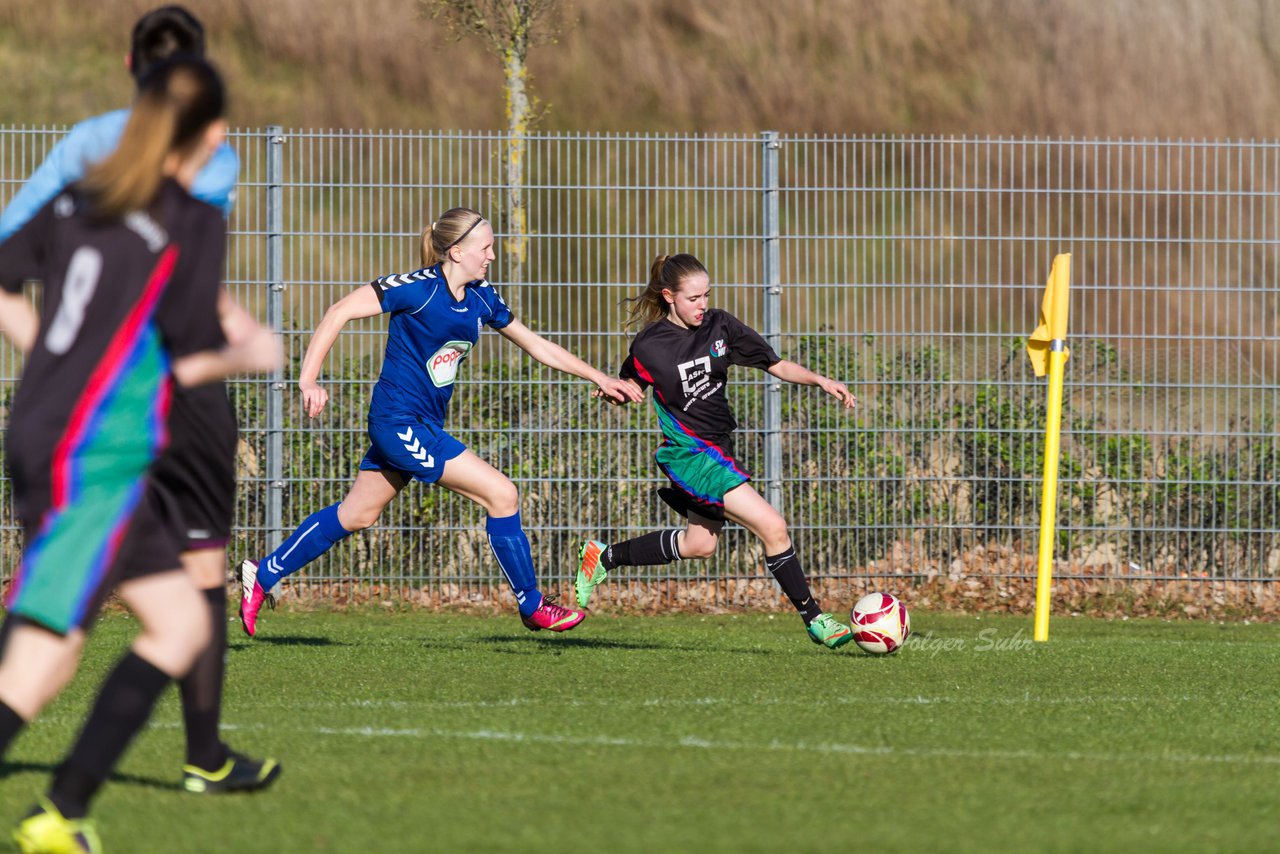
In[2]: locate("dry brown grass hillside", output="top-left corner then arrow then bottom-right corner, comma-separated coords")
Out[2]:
2,0 -> 1279,136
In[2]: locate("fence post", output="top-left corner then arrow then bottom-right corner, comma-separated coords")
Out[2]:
266,126 -> 285,546
761,131 -> 783,511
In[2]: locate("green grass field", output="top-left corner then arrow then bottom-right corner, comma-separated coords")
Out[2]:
2,610 -> 1277,852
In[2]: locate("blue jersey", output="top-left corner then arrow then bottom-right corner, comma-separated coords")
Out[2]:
0,109 -> 238,241
368,265 -> 512,426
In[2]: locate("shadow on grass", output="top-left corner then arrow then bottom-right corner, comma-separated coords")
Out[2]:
474,635 -> 786,656
231,635 -> 349,648
478,635 -> 669,652
0,761 -> 179,792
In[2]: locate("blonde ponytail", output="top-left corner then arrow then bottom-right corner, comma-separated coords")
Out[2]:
420,223 -> 435,267
81,90 -> 177,220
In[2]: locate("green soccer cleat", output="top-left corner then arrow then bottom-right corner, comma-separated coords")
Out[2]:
13,798 -> 102,854
806,613 -> 854,649
575,539 -> 610,608
183,749 -> 282,794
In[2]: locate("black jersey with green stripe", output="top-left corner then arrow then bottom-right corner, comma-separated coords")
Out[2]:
0,180 -> 227,501
620,309 -> 780,445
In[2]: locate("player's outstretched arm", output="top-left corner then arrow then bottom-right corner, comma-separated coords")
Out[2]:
172,326 -> 283,387
766,359 -> 857,409
165,288 -> 283,388
217,287 -> 266,345
0,290 -> 38,354
497,318 -> 644,404
296,283 -> 383,417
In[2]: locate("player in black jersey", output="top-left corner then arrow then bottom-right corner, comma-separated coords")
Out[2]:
0,58 -> 281,853
1,5 -> 280,799
575,253 -> 858,649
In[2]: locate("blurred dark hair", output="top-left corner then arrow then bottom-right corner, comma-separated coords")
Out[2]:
129,5 -> 206,81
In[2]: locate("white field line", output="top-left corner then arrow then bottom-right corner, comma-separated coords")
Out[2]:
270,693 -> 1206,711
146,721 -> 1280,767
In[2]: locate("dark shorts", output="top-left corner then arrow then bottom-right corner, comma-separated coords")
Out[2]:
150,383 -> 238,550
6,476 -> 186,635
360,418 -> 466,484
654,434 -> 751,523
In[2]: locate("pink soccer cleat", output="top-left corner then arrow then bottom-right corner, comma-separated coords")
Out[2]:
238,558 -> 270,637
520,595 -> 585,633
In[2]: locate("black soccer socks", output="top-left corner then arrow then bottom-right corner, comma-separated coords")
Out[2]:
766,546 -> 823,625
49,651 -> 172,818
179,586 -> 230,771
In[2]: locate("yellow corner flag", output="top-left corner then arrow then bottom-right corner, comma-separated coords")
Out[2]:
1029,254 -> 1071,642
1026,254 -> 1072,377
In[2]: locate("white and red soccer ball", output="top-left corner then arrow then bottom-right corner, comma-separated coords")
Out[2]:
850,592 -> 911,654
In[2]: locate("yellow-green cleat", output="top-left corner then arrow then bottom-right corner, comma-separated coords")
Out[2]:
183,750 -> 282,794
575,540 -> 610,608
806,613 -> 854,649
13,798 -> 102,854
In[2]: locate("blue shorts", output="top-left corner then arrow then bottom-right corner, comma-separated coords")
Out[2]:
360,419 -> 466,484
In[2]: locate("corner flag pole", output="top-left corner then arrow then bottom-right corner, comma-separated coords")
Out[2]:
1026,254 -> 1071,643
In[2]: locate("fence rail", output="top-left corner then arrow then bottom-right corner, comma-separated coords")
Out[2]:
2,128 -> 1277,603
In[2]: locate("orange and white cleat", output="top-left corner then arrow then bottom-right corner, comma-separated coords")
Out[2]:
574,539 -> 609,608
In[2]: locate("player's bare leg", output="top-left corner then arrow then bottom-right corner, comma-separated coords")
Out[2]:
723,484 -> 851,649
439,451 -> 583,631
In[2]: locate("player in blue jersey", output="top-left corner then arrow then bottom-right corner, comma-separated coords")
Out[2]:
0,56 -> 282,854
0,6 -> 280,797
237,207 -> 644,636
574,254 -> 859,649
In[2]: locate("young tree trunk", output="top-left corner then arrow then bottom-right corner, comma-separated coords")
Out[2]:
503,29 -> 530,313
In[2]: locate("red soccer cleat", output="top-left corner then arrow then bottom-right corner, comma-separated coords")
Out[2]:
520,595 -> 585,632
238,559 -> 270,637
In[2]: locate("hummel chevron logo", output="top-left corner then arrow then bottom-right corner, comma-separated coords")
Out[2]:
395,426 -> 433,467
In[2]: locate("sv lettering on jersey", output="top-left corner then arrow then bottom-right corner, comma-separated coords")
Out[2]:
426,340 -> 473,388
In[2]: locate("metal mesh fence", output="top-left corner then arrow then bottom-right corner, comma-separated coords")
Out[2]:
2,128 -> 1277,602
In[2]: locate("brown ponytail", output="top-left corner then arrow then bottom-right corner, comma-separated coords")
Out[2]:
81,56 -> 225,220
421,208 -> 486,267
624,253 -> 708,329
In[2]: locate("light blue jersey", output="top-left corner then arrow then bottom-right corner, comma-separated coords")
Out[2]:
0,108 -> 238,241
369,264 -> 513,426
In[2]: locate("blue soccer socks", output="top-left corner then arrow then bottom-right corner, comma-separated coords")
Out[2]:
258,503 -> 353,589
257,505 -> 546,619
485,511 -> 542,618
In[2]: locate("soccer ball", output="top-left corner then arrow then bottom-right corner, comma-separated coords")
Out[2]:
850,592 -> 911,654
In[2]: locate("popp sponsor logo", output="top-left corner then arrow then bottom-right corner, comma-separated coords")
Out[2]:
426,340 -> 473,387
